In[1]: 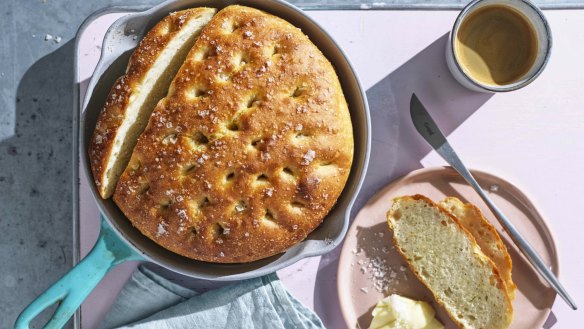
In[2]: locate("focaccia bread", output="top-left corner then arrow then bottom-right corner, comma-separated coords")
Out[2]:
114,5 -> 354,263
89,8 -> 216,198
440,197 -> 516,301
387,195 -> 513,329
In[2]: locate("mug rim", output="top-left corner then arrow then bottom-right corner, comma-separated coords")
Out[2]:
450,0 -> 553,92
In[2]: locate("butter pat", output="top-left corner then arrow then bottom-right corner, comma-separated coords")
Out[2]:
368,294 -> 444,329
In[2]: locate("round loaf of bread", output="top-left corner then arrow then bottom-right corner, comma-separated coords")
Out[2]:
114,5 -> 354,263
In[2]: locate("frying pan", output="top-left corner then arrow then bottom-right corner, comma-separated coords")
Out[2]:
15,0 -> 370,327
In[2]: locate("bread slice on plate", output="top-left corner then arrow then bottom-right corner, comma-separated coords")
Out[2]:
439,197 -> 516,301
387,195 -> 513,329
89,8 -> 216,198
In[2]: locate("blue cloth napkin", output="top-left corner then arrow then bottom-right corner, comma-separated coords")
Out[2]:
101,265 -> 324,329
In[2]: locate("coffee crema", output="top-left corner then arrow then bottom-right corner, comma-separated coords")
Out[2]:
455,5 -> 538,86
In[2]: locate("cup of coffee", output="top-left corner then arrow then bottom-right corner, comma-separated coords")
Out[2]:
446,0 -> 552,92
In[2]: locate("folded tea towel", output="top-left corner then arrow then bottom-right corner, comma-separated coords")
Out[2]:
101,265 -> 324,329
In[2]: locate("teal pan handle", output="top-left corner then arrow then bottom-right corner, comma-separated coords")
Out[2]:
15,215 -> 144,329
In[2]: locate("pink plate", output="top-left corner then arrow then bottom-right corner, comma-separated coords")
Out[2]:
338,166 -> 558,329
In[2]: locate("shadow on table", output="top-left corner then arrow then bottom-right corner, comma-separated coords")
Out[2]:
312,33 -> 512,328
1,40 -> 75,329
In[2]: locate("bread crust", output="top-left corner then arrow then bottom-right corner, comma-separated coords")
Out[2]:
387,195 -> 513,329
113,5 -> 353,263
89,8 -> 216,198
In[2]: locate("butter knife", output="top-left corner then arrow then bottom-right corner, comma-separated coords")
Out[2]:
410,93 -> 577,310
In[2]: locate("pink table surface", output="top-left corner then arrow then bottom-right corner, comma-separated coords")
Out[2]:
76,9 -> 584,329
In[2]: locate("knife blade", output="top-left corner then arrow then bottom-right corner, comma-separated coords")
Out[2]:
410,93 -> 448,151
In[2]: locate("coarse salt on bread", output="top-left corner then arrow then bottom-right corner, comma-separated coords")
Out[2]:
387,195 -> 513,329
113,5 -> 353,263
89,8 -> 216,198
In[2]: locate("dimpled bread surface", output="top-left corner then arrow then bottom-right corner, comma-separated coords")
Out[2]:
387,195 -> 513,329
440,197 -> 516,301
114,5 -> 354,263
89,8 -> 216,199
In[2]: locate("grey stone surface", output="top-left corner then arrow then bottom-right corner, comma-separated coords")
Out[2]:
0,1 -> 160,327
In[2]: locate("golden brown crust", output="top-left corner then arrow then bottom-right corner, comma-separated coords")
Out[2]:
89,8 -> 216,198
387,195 -> 513,329
440,197 -> 516,300
114,5 -> 353,263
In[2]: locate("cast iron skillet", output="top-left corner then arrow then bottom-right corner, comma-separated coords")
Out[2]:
16,0 -> 370,327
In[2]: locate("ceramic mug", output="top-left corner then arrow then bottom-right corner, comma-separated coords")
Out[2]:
446,0 -> 552,93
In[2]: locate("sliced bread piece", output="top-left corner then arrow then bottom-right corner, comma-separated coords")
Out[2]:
440,197 -> 516,301
89,8 -> 216,198
387,195 -> 513,329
